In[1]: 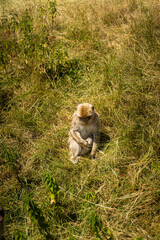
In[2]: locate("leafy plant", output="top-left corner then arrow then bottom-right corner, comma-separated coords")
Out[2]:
48,0 -> 57,28
44,173 -> 60,205
14,231 -> 27,240
102,227 -> 114,240
87,212 -> 114,239
88,212 -> 103,238
19,10 -> 33,38
9,13 -> 19,40
0,142 -> 22,186
1,142 -> 20,170
24,195 -> 50,237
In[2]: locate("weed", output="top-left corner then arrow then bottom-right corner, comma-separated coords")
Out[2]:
48,0 -> 57,28
88,212 -> 103,238
23,195 -> 51,238
44,173 -> 60,205
13,230 -> 27,240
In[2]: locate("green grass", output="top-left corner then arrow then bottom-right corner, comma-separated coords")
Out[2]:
0,0 -> 160,239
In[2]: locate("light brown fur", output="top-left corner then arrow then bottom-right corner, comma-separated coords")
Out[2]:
77,103 -> 93,118
68,103 -> 100,163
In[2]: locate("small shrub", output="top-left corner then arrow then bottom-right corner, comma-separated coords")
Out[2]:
45,173 -> 60,205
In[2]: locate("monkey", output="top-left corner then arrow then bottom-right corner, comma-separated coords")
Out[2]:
68,103 -> 100,163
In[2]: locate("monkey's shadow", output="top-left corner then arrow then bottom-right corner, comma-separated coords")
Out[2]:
99,131 -> 110,151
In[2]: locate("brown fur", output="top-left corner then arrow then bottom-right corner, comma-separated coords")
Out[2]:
68,103 -> 100,163
76,103 -> 93,118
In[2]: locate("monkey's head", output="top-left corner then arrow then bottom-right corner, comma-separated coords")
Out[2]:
76,103 -> 95,124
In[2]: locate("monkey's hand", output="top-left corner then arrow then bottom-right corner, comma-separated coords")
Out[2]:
86,137 -> 93,146
82,140 -> 92,148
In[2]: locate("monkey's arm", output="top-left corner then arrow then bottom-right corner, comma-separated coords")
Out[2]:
91,125 -> 100,159
70,129 -> 91,148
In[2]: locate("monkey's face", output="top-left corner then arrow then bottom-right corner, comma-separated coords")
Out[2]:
76,103 -> 94,125
78,115 -> 93,124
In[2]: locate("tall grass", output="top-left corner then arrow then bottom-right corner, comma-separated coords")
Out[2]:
0,0 -> 160,239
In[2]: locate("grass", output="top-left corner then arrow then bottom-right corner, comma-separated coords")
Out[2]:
0,0 -> 160,239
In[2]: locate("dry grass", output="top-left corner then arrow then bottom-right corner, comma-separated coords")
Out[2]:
0,0 -> 160,239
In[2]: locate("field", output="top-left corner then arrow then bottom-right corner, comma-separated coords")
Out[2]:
0,0 -> 160,239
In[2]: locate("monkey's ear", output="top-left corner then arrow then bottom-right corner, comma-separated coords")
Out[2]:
91,105 -> 94,110
75,106 -> 77,110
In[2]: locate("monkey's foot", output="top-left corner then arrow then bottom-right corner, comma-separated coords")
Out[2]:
70,156 -> 81,164
90,153 -> 98,159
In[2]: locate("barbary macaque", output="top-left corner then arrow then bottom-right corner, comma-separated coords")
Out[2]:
68,103 -> 100,163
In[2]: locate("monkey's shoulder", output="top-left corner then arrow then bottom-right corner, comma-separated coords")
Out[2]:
93,112 -> 100,125
94,112 -> 99,119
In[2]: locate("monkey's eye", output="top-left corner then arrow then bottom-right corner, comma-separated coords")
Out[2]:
79,116 -> 92,121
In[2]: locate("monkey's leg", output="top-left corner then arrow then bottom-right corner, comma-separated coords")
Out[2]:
90,132 -> 99,159
69,139 -> 82,164
91,142 -> 98,159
